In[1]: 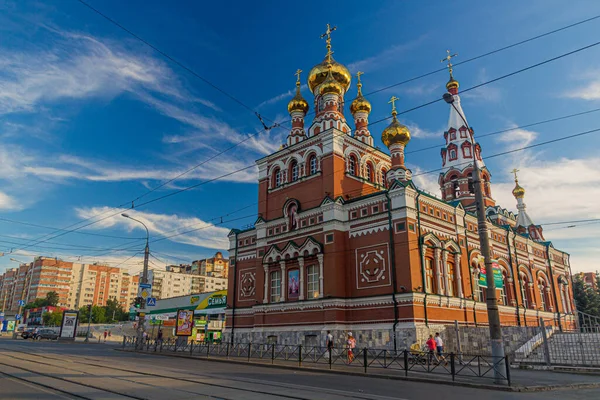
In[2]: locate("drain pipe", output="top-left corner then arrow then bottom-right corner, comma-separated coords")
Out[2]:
385,191 -> 400,352
506,230 -> 521,326
230,231 -> 239,345
415,192 -> 428,327
545,243 -> 562,332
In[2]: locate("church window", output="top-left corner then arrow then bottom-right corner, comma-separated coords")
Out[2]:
291,161 -> 299,182
318,215 -> 323,222
372,205 -> 379,214
274,168 -> 282,187
325,233 -> 334,244
436,210 -> 441,218
366,162 -> 374,182
460,128 -> 467,138
270,270 -> 281,302
361,208 -> 368,217
309,155 -> 318,175
268,229 -> 273,236
450,131 -> 457,140
350,211 -> 357,219
381,169 -> 387,185
395,222 -> 406,233
463,146 -> 471,158
301,220 -> 306,228
309,217 -> 315,225
425,258 -> 435,294
520,273 -> 531,309
443,213 -> 447,220
449,149 -> 457,160
447,262 -> 456,297
307,265 -> 319,299
408,223 -> 415,231
274,227 -> 279,234
429,207 -> 434,215
348,155 -> 358,176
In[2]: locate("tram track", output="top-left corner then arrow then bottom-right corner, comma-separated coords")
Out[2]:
0,345 -> 403,400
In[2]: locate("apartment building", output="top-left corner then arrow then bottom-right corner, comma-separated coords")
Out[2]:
191,252 -> 229,278
0,268 -> 18,313
148,268 -> 199,299
69,263 -> 139,309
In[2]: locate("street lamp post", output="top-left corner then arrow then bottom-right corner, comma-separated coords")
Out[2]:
121,213 -> 150,349
443,92 -> 506,383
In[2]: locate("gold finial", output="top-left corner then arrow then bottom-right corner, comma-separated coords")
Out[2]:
320,23 -> 337,62
356,71 -> 364,95
511,168 -> 520,182
388,95 -> 399,117
295,69 -> 302,84
441,49 -> 458,79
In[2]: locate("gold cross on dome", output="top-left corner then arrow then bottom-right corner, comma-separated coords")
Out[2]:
294,69 -> 302,83
388,95 -> 399,112
320,23 -> 337,61
441,49 -> 458,76
511,168 -> 520,181
356,71 -> 364,83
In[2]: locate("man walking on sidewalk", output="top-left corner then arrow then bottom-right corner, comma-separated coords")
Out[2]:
435,332 -> 447,365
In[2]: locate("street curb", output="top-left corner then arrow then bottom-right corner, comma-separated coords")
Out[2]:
114,348 -> 552,392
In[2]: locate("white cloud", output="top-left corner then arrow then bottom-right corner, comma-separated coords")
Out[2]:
461,68 -> 502,103
494,126 -> 538,151
256,84 -> 309,109
565,69 -> 600,100
404,84 -> 440,98
0,191 -> 20,211
75,207 -> 230,250
347,35 -> 428,73
405,122 -> 441,139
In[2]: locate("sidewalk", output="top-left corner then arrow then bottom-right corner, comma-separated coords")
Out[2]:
117,346 -> 600,392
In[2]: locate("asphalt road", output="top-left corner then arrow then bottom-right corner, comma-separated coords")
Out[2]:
0,339 -> 598,400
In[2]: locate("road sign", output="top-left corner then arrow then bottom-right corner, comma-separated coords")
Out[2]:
17,300 -> 25,306
139,283 -> 152,289
140,288 -> 151,299
147,297 -> 157,307
15,314 -> 22,320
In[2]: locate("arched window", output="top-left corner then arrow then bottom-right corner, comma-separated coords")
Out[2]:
538,278 -> 550,311
307,265 -> 319,299
348,155 -> 357,176
366,163 -> 374,182
274,168 -> 281,187
381,169 -> 387,185
467,173 -> 475,194
290,161 -> 299,182
425,258 -> 436,294
309,155 -> 317,175
447,262 -> 456,297
473,263 -> 485,302
449,149 -> 457,160
519,272 -> 532,309
499,271 -> 508,306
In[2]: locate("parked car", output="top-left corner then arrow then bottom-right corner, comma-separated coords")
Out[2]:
36,328 -> 58,340
21,328 -> 36,339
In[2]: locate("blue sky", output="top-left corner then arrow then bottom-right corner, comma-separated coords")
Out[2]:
1,0 -> 599,274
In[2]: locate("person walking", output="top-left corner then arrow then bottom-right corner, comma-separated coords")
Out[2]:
157,329 -> 163,344
103,330 -> 108,343
435,332 -> 447,365
325,330 -> 334,359
346,332 -> 356,363
426,334 -> 437,364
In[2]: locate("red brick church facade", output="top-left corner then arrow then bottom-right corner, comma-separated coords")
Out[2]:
225,28 -> 576,347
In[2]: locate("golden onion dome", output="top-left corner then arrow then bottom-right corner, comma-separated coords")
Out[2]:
308,57 -> 351,93
319,65 -> 343,95
446,77 -> 459,91
288,83 -> 309,114
512,181 -> 526,199
381,96 -> 410,147
350,72 -> 371,114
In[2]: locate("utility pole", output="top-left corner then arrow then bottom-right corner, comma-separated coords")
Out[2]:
122,213 -> 149,349
84,304 -> 92,342
443,92 -> 506,383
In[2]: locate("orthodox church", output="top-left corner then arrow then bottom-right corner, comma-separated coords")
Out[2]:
225,26 -> 576,347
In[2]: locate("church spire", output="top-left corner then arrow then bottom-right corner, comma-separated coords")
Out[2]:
381,96 -> 412,185
511,169 -> 545,241
287,69 -> 309,146
438,51 -> 495,209
350,71 -> 373,145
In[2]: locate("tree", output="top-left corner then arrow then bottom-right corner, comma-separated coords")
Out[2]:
104,299 -> 127,322
42,311 -> 63,326
45,291 -> 59,306
79,306 -> 91,323
24,298 -> 47,310
91,305 -> 107,324
573,274 -> 600,317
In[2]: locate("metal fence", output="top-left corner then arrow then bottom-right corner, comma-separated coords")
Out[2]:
514,315 -> 600,367
122,336 -> 511,385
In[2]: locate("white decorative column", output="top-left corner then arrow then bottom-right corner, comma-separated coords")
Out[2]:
421,244 -> 428,292
317,254 -> 324,298
263,264 -> 269,304
434,248 -> 443,295
455,254 -> 463,298
279,261 -> 286,302
298,257 -> 305,300
442,250 -> 449,296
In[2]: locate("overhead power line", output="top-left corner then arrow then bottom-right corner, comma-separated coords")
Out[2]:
9,27 -> 600,254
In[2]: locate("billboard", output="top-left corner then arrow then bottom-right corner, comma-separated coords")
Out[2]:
59,310 -> 79,340
478,261 -> 504,289
175,309 -> 194,336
